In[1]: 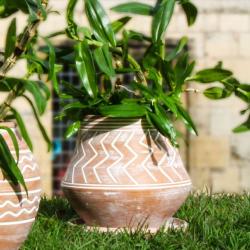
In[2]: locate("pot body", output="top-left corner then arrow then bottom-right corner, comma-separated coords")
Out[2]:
0,123 -> 41,250
62,117 -> 192,228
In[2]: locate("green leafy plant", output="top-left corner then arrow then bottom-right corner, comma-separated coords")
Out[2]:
53,0 -> 249,146
0,0 -> 52,191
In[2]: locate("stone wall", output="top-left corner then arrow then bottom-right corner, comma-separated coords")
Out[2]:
0,0 -> 249,195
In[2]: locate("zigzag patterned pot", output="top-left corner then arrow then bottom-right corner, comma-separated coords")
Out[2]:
0,123 -> 41,250
62,116 -> 192,229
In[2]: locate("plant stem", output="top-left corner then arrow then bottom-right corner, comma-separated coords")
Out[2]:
0,0 -> 48,121
110,47 -> 147,85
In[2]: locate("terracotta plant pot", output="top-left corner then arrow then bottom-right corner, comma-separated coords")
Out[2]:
0,123 -> 41,250
62,116 -> 192,229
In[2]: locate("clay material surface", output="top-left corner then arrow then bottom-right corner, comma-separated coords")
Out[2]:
0,124 -> 41,250
62,117 -> 192,229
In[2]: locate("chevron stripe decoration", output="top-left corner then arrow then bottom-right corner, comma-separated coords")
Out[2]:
62,117 -> 192,229
62,117 -> 191,188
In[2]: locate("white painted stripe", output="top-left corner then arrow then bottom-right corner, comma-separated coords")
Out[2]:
0,197 -> 40,208
81,129 -> 154,132
21,164 -> 38,174
61,181 -> 192,190
0,176 -> 40,184
107,132 -> 122,184
0,189 -> 41,196
19,154 -> 34,164
123,131 -> 138,185
80,133 -> 98,184
0,217 -> 35,226
92,132 -> 111,184
62,179 -> 191,186
0,206 -> 38,219
10,149 -> 31,154
139,132 -> 158,183
71,134 -> 84,183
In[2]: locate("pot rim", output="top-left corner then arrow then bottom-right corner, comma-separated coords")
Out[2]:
83,115 -> 147,122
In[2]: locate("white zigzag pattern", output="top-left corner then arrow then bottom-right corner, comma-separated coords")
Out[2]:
139,131 -> 158,182
92,132 -> 110,184
21,163 -> 38,174
80,133 -> 98,184
164,137 -> 176,167
141,131 -> 175,183
0,206 -> 38,219
123,131 -> 138,185
107,132 -> 123,184
0,196 -> 40,209
71,135 -> 81,183
71,130 -> 183,184
19,154 -> 34,164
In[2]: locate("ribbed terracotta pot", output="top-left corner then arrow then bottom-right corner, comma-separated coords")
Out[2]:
62,116 -> 192,229
0,122 -> 41,250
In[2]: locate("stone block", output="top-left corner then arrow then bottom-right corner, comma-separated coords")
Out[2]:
205,33 -> 238,58
190,136 -> 230,169
190,167 -> 211,191
230,133 -> 250,160
212,168 -> 240,193
239,33 -> 250,57
240,166 -> 250,191
202,14 -> 219,32
219,14 -> 249,32
223,59 -> 250,82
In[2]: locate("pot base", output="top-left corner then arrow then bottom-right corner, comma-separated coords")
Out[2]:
68,217 -> 188,233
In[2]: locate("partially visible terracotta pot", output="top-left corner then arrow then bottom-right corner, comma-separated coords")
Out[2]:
62,116 -> 192,229
0,122 -> 41,250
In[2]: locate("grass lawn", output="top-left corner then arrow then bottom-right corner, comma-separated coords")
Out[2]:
21,193 -> 250,250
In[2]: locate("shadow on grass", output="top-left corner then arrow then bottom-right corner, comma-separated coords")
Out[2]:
38,196 -> 78,222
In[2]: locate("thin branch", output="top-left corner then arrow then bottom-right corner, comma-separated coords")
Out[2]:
185,88 -> 201,93
110,47 -> 148,86
0,0 -> 48,121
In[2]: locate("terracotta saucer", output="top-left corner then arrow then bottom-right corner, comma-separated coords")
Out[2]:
67,217 -> 188,234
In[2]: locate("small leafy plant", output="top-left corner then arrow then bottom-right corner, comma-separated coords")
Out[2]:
56,0 -> 249,145
0,0 -> 52,190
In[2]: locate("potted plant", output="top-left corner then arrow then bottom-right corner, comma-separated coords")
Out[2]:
56,0 -> 250,230
0,0 -> 52,249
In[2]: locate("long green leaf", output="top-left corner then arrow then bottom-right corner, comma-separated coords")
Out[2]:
176,104 -> 198,135
22,95 -> 52,151
76,41 -> 98,98
147,103 -> 178,146
166,37 -> 188,61
180,1 -> 198,26
10,107 -> 33,151
43,37 -> 55,81
65,121 -> 81,138
85,0 -> 116,47
189,68 -> 233,83
24,80 -> 47,115
99,103 -> 147,117
0,134 -> 27,193
233,116 -> 250,133
111,2 -> 154,16
152,0 -> 175,44
0,126 -> 19,161
63,102 -> 87,112
66,0 -> 79,40
204,87 -> 232,99
93,44 -> 115,77
5,18 -> 16,60
111,16 -> 131,34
